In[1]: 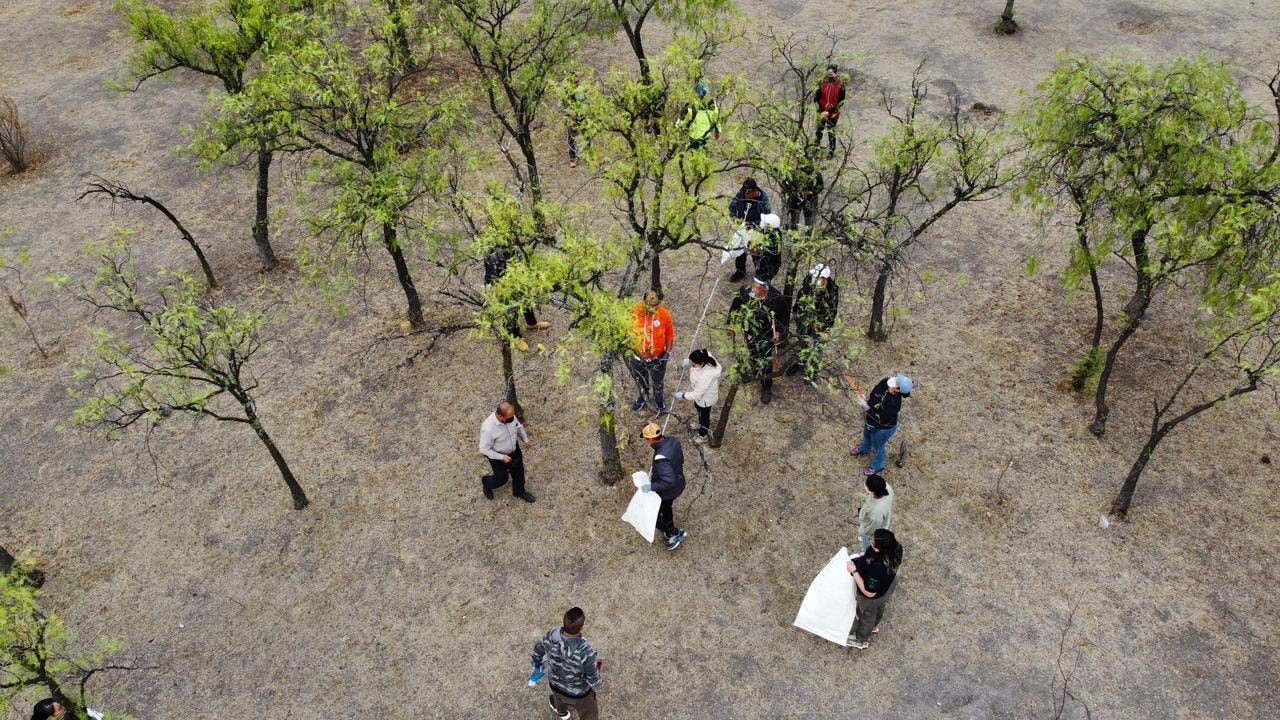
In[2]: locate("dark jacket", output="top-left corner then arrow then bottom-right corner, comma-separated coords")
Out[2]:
648,436 -> 686,500
484,248 -> 513,285
795,274 -> 839,336
729,286 -> 789,354
750,230 -> 783,283
864,377 -> 902,429
729,188 -> 773,227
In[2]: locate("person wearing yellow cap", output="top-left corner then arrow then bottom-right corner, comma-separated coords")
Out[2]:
639,423 -> 687,550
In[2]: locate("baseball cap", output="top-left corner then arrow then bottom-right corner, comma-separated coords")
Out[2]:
887,374 -> 913,395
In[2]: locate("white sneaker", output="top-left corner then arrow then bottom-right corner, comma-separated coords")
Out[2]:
694,435 -> 707,444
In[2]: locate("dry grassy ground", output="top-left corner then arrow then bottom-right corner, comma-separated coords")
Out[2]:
2,1 -> 1278,719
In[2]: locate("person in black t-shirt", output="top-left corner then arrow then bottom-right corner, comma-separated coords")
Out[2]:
845,528 -> 903,649
849,373 -> 913,475
727,279 -> 789,404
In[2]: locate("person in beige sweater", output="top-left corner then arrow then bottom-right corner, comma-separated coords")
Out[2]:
858,474 -> 893,553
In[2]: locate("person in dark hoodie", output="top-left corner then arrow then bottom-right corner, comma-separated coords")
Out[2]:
639,422 -> 688,550
814,63 -> 847,157
728,178 -> 773,282
532,607 -> 603,720
727,278 -> 789,404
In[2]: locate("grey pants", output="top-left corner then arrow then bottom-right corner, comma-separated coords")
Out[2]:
852,584 -> 895,643
551,689 -> 599,720
628,355 -> 668,409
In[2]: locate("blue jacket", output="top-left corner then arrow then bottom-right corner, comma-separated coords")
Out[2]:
649,436 -> 686,500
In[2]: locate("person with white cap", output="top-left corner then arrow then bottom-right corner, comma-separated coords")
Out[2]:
788,262 -> 839,380
850,372 -> 913,475
728,278 -> 789,404
639,423 -> 688,550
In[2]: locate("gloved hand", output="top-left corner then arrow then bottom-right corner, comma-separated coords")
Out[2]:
641,483 -> 652,493
675,392 -> 686,401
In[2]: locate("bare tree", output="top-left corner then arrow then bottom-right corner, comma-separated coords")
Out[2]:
0,95 -> 30,173
78,176 -> 217,289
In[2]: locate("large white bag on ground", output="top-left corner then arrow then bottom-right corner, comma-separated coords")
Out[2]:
793,547 -> 856,645
622,471 -> 661,543
720,227 -> 754,264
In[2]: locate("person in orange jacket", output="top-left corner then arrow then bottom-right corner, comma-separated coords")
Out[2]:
628,290 -> 676,414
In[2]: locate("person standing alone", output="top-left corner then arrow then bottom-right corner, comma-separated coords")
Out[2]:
849,373 -> 912,475
814,63 -> 846,157
640,423 -> 688,550
629,291 -> 676,414
532,607 -> 603,720
479,401 -> 536,503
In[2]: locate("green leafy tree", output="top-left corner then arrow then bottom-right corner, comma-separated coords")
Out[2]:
70,241 -> 309,510
443,0 -> 596,202
116,0 -> 308,271
241,0 -> 467,329
835,63 -> 1012,342
1,565 -> 141,719
1017,56 -> 1280,435
596,0 -> 734,84
577,30 -> 745,293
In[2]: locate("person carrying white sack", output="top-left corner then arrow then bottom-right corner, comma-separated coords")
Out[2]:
675,349 -> 721,443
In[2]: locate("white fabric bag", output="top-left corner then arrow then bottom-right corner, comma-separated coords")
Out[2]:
793,547 -> 856,645
720,226 -> 754,264
622,470 -> 661,543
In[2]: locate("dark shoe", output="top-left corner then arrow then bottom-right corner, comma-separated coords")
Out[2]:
761,385 -> 773,404
631,398 -> 646,411
847,638 -> 870,650
516,491 -> 537,503
656,405 -> 667,415
548,695 -> 570,720
850,447 -> 866,457
728,270 -> 746,283
666,529 -> 687,550
481,477 -> 494,500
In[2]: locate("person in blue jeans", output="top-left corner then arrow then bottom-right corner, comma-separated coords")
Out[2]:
849,373 -> 913,475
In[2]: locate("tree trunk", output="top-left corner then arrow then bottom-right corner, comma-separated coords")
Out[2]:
995,0 -> 1018,34
597,356 -> 623,484
708,379 -> 740,448
382,222 -> 425,329
253,142 -> 278,272
1090,291 -> 1149,436
867,266 -> 891,342
1110,424 -> 1169,518
500,337 -> 521,417
1070,216 -> 1105,391
516,132 -> 542,205
242,400 -> 309,510
649,245 -> 662,294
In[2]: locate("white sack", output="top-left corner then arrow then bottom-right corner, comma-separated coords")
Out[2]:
720,227 -> 754,264
793,547 -> 856,645
622,471 -> 661,543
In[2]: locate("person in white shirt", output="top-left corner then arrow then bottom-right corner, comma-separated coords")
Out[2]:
858,474 -> 894,552
675,349 -> 721,443
478,401 -> 536,503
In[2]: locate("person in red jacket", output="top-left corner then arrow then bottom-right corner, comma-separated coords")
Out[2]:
814,63 -> 846,157
629,290 -> 676,414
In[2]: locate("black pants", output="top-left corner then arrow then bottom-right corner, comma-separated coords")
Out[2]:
656,497 -> 679,537
815,115 -> 838,153
696,403 -> 712,437
483,448 -> 527,496
747,345 -> 775,391
508,309 -> 539,338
